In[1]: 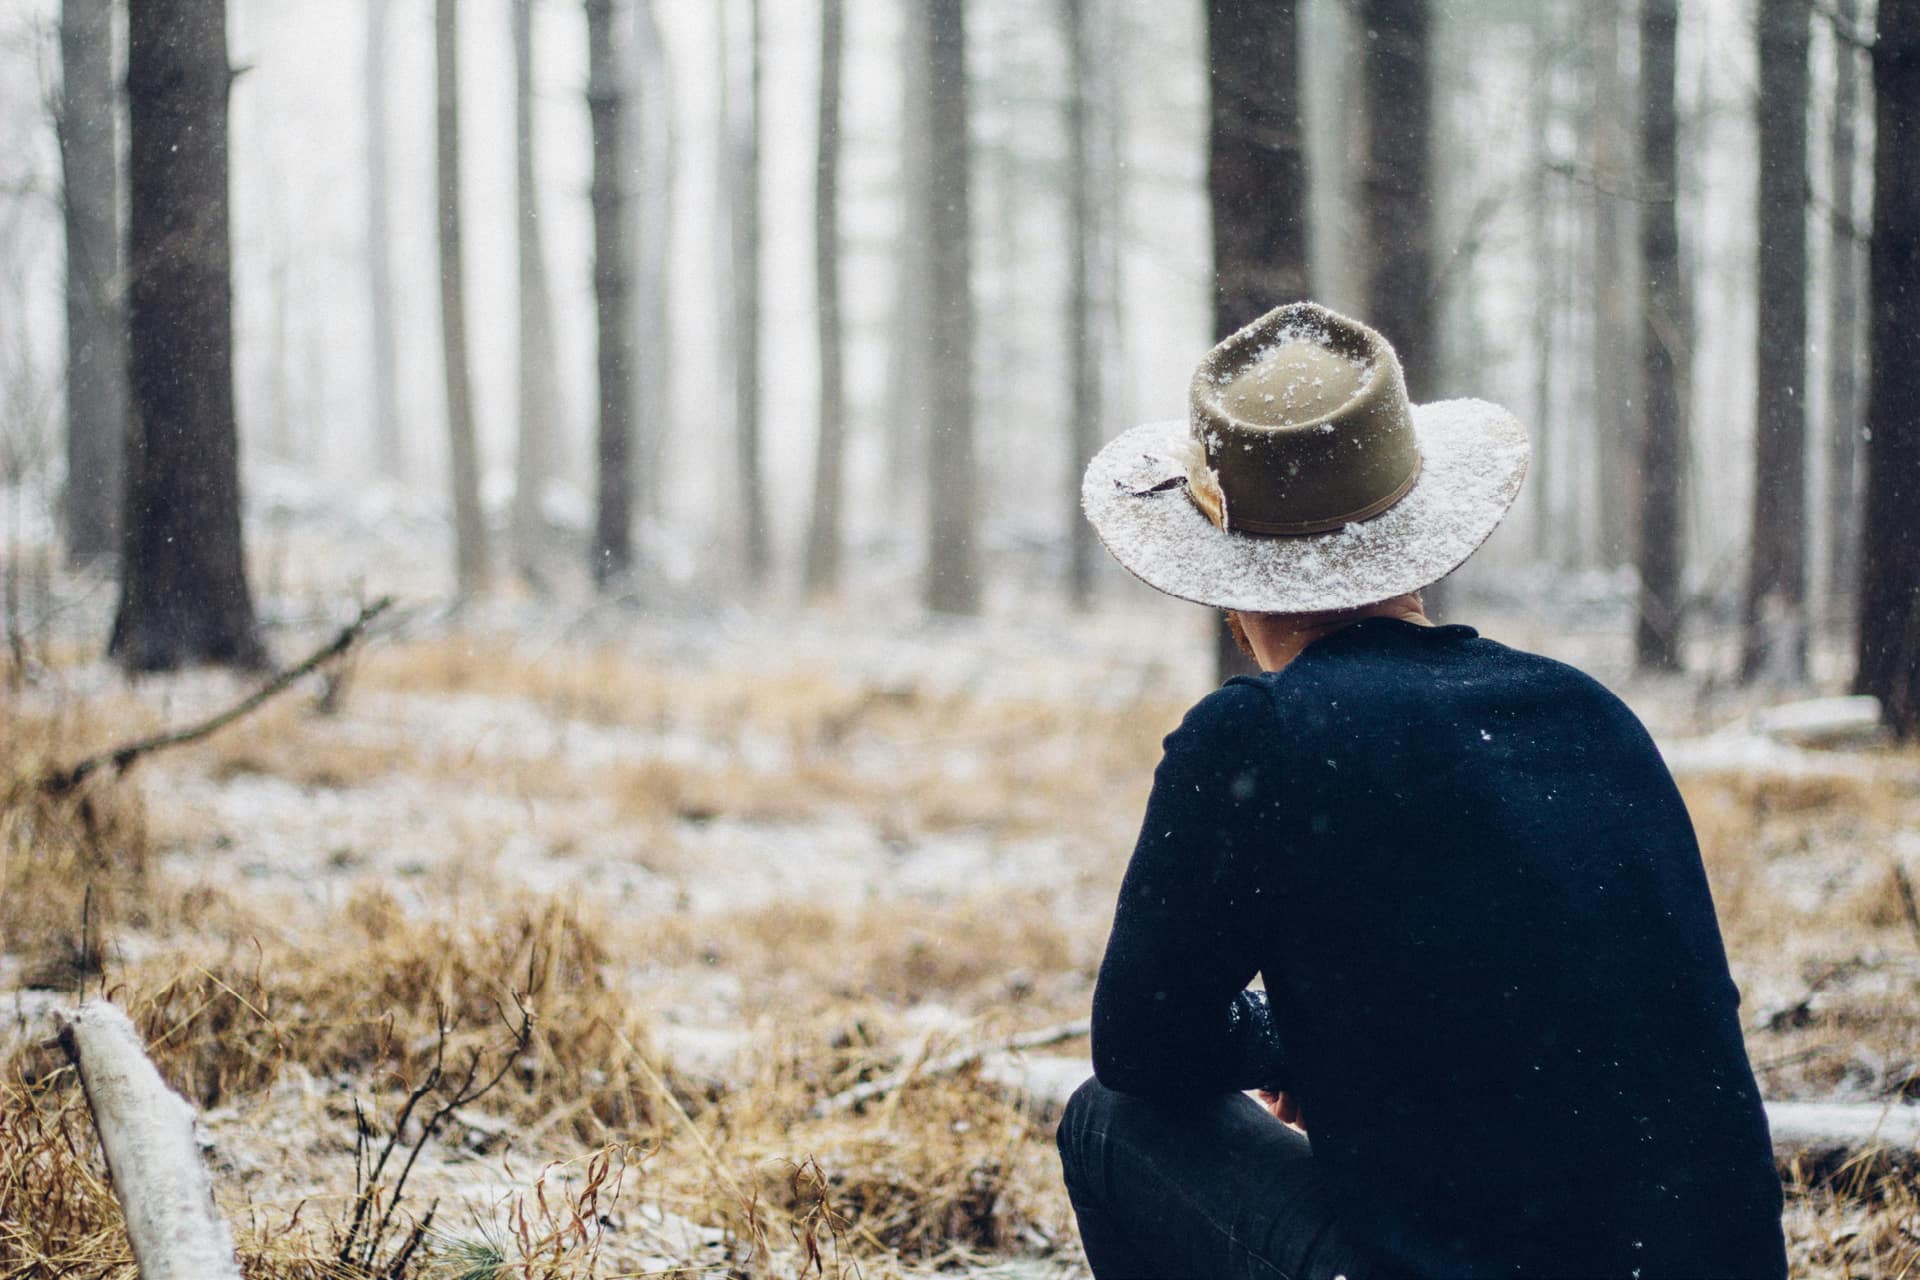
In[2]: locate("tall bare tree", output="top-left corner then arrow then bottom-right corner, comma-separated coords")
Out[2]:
1634,0 -> 1689,672
882,1 -> 933,533
110,0 -> 265,670
364,0 -> 403,479
59,0 -> 125,562
1741,0 -> 1811,681
1062,0 -> 1101,609
1825,0 -> 1866,615
1205,0 -> 1309,675
803,0 -> 847,595
1359,0 -> 1435,401
1859,0 -> 1920,737
436,0 -> 488,594
510,0 -> 562,579
725,0 -> 769,586
1588,0 -> 1640,567
632,0 -> 671,520
923,0 -> 978,614
587,0 -> 635,585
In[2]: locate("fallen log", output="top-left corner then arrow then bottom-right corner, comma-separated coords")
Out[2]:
55,1002 -> 242,1280
811,1018 -> 1091,1118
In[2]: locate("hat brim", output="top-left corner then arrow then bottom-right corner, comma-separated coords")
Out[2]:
1081,399 -> 1530,615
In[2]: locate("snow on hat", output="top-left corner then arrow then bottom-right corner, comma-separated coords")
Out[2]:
1081,301 -> 1530,615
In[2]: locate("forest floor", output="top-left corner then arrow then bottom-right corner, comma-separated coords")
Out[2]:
2,571 -> 1919,1277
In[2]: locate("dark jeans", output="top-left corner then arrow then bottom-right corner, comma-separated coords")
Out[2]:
1056,1077 -> 1379,1280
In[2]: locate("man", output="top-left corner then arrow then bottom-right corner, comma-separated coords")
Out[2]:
1059,304 -> 1786,1279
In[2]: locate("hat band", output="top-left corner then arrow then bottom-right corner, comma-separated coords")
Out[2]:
1181,451 -> 1423,536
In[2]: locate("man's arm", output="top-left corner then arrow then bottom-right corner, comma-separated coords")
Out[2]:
1090,679 -> 1290,1101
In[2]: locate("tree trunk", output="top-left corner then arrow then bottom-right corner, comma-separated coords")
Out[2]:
1206,0 -> 1310,675
1589,0 -> 1641,569
365,0 -> 403,480
1634,0 -> 1688,673
922,0 -> 978,615
1825,0 -> 1865,618
1857,0 -> 1920,737
436,0 -> 488,595
1359,0 -> 1435,400
1062,0 -> 1101,610
882,1 -> 933,537
803,0 -> 846,596
632,0 -> 671,520
729,0 -> 769,587
1528,8 -> 1559,567
1741,0 -> 1810,682
110,0 -> 265,672
587,0 -> 634,586
59,0 -> 125,564
510,0 -> 562,580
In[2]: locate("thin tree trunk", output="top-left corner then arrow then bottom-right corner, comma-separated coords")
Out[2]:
731,0 -> 769,586
1589,0 -> 1640,568
1062,0 -> 1100,610
804,0 -> 847,595
1741,0 -> 1810,682
587,0 -> 634,585
436,0 -> 488,595
883,0 -> 932,536
110,0 -> 265,671
59,0 -> 125,563
510,0 -> 562,580
1359,0 -> 1435,399
632,0 -> 671,520
1857,0 -> 1920,737
1205,0 -> 1310,676
365,0 -> 403,480
1634,0 -> 1688,672
1825,0 -> 1864,618
1528,9 -> 1558,567
923,0 -> 978,615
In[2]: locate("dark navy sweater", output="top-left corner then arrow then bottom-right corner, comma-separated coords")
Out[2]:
1090,618 -> 1786,1279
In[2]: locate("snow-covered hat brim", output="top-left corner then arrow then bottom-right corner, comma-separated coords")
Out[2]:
1081,398 -> 1529,615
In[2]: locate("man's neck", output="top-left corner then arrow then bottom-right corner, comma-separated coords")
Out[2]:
1242,599 -> 1432,673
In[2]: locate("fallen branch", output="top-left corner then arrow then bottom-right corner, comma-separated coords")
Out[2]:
812,1018 -> 1090,1118
54,1002 -> 243,1280
41,596 -> 394,796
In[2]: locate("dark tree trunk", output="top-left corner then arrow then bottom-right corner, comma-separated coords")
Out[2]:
922,0 -> 978,615
110,0 -> 265,671
510,0 -> 562,580
365,0 -> 402,480
60,0 -> 126,563
1741,0 -> 1811,682
587,0 -> 634,586
1359,0 -> 1435,400
1826,0 -> 1865,616
729,0 -> 769,587
1634,0 -> 1689,672
436,0 -> 488,595
803,0 -> 846,596
1063,0 -> 1101,610
1857,0 -> 1920,737
1206,0 -> 1309,678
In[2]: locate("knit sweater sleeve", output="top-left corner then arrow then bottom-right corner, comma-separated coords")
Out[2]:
1090,678 -> 1289,1100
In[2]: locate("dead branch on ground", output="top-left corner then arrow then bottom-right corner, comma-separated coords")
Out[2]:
40,596 -> 394,796
812,1018 -> 1091,1118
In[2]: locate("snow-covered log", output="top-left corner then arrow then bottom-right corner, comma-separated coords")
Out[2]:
55,1002 -> 242,1280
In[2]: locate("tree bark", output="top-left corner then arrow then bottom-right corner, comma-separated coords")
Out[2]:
1528,10 -> 1559,568
1206,0 -> 1309,678
729,0 -> 769,587
803,0 -> 846,595
588,0 -> 634,586
1359,0 -> 1435,401
436,0 -> 489,595
632,0 -> 671,521
882,0 -> 933,536
1825,0 -> 1865,617
110,0 -> 265,672
510,0 -> 562,580
922,0 -> 978,615
1857,0 -> 1920,737
1742,0 -> 1811,682
1588,0 -> 1641,569
1634,0 -> 1688,672
1062,0 -> 1100,610
365,0 -> 403,480
59,0 -> 125,563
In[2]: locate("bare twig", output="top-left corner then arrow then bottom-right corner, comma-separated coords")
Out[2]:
40,596 -> 394,796
1891,860 -> 1920,953
812,1018 -> 1091,1118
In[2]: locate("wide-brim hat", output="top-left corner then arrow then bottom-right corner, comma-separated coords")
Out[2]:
1081,302 -> 1530,615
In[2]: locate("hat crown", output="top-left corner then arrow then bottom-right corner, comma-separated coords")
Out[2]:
1188,303 -> 1422,536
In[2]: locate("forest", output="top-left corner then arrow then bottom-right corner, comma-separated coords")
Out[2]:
1,0 -> 1918,1275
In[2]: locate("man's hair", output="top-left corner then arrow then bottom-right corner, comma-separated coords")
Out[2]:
1226,611 -> 1256,661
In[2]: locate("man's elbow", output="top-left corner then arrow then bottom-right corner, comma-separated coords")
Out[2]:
1090,1036 -> 1197,1102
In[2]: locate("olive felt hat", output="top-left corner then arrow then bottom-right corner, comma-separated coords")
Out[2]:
1081,302 -> 1530,615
